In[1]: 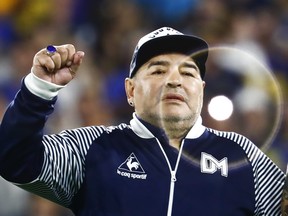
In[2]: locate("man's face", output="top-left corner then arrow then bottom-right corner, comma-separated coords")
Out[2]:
125,53 -> 205,128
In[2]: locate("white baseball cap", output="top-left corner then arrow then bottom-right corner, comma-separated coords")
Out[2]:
129,27 -> 209,78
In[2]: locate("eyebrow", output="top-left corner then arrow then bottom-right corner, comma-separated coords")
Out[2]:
147,60 -> 169,68
180,62 -> 199,70
147,59 -> 199,71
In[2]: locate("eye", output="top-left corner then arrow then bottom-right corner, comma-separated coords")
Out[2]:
180,62 -> 200,78
151,70 -> 165,75
181,71 -> 195,77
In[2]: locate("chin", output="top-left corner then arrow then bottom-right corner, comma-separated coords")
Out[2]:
160,110 -> 189,120
160,106 -> 187,115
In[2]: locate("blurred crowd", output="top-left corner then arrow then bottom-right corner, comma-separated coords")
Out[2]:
0,0 -> 287,215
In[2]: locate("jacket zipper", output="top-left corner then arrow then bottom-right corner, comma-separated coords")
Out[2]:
156,139 -> 185,216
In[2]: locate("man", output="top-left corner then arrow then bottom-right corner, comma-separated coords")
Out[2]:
0,27 -> 285,215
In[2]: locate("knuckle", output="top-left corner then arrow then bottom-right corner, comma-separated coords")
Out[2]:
65,43 -> 74,48
67,44 -> 76,54
65,44 -> 75,51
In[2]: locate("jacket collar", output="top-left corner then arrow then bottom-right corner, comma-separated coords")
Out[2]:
130,112 -> 206,139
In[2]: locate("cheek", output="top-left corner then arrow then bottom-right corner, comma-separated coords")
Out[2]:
139,83 -> 151,96
134,82 -> 160,106
135,80 -> 156,97
134,82 -> 150,104
187,84 -> 204,103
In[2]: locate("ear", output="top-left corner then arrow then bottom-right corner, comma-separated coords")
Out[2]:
125,78 -> 135,103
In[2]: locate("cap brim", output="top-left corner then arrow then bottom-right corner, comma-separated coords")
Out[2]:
130,34 -> 209,78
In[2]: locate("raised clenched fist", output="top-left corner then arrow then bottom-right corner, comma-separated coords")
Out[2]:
31,44 -> 85,86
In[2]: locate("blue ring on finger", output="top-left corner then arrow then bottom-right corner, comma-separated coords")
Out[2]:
46,45 -> 57,56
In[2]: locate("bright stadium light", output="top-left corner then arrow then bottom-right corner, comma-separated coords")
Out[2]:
208,95 -> 234,121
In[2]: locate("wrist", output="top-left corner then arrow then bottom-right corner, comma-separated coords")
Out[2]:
24,72 -> 66,100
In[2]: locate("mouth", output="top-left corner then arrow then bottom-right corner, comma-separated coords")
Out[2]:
162,93 -> 185,102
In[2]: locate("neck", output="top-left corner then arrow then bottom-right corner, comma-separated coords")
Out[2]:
162,120 -> 191,149
169,139 -> 182,150
143,116 -> 196,149
136,113 -> 199,149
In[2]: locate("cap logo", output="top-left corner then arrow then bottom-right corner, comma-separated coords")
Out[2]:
138,27 -> 183,47
148,27 -> 182,39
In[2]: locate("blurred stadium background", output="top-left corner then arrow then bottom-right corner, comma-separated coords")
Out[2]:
0,0 -> 287,215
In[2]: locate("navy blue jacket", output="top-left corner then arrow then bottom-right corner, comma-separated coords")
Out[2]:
0,82 -> 285,216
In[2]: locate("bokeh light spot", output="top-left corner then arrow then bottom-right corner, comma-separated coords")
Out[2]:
208,95 -> 233,121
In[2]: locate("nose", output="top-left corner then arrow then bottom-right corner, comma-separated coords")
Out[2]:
165,69 -> 182,88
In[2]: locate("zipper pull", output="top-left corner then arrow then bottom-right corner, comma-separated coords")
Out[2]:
171,170 -> 177,182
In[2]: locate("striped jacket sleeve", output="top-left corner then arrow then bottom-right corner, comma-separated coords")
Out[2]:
212,130 -> 285,215
18,126 -> 107,207
0,82 -> 108,207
